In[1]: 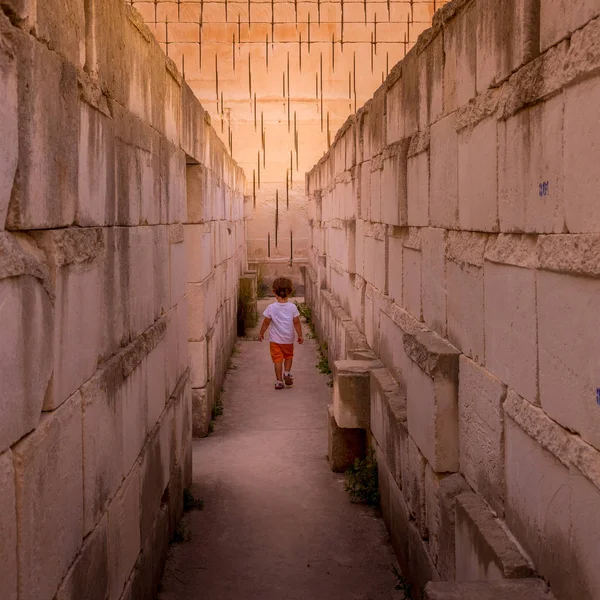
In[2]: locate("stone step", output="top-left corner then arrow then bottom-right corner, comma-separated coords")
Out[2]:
424,579 -> 556,600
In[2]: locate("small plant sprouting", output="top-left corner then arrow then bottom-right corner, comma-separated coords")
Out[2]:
316,342 -> 331,374
212,394 -> 224,418
208,420 -> 215,434
183,488 -> 204,512
344,451 -> 379,506
232,346 -> 241,355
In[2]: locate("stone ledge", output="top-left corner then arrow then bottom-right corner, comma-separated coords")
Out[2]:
0,230 -> 50,286
537,234 -> 600,277
455,491 -> 534,580
371,367 -> 407,424
122,318 -> 168,378
445,231 -> 487,267
424,579 -> 556,600
484,233 -> 538,268
31,227 -> 105,269
403,329 -> 460,379
504,390 -> 600,491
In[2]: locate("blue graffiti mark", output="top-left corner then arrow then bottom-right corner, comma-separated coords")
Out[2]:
539,181 -> 549,197
596,388 -> 600,407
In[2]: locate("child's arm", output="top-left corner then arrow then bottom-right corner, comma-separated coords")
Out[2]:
293,317 -> 304,344
258,317 -> 271,341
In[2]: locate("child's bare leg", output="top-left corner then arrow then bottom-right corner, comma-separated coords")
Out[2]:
284,357 -> 293,373
274,362 -> 284,381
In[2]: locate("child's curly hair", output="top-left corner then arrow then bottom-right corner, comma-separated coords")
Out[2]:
272,277 -> 294,299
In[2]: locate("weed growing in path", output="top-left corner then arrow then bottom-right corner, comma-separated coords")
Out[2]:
212,393 -> 224,418
345,451 -> 379,506
316,343 -> 331,374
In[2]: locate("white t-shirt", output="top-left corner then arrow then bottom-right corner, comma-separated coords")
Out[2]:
263,301 -> 300,344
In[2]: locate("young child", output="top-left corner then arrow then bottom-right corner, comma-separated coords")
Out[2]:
258,277 -> 304,389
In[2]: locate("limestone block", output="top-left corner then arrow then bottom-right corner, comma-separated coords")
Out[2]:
484,261 -> 538,404
100,228 -> 128,356
505,411 -> 571,597
0,274 -> 52,453
161,139 -> 186,224
128,227 -> 156,340
363,231 -> 386,293
570,469 -> 600,600
537,270 -> 600,451
8,30 -> 78,229
181,84 -> 205,163
446,261 -> 484,364
425,465 -> 450,575
430,113 -> 458,229
418,33 -> 444,126
140,407 -> 173,543
458,118 -> 498,232
0,15 -> 18,231
476,0 -> 539,92
173,375 -> 192,463
177,297 -> 189,379
327,404 -> 366,473
407,151 -> 429,227
359,162 -> 371,221
370,162 -> 382,223
152,225 -> 170,320
13,393 -> 83,600
120,361 -> 148,476
458,357 -> 506,514
380,141 -> 410,227
190,339 -> 208,389
540,0 -> 600,51
81,361 -> 124,534
332,360 -> 372,429
108,466 -> 141,600
192,387 -> 210,437
406,359 -> 459,473
55,514 -> 109,600
370,368 -> 407,486
169,240 -> 186,307
564,76 -> 600,232
403,247 -> 422,321
435,473 -> 471,581
0,450 -> 17,600
407,520 -> 441,600
77,102 -> 115,226
421,228 -> 446,336
498,95 -> 565,233
32,229 -> 104,410
386,78 -> 405,144
424,580 -> 557,600
186,164 -> 208,223
443,2 -> 477,114
184,223 -> 212,283
388,233 -> 403,306
400,433 -> 427,536
455,491 -> 534,581
401,51 -> 420,138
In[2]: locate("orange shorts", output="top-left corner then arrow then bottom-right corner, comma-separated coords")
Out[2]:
270,342 -> 294,363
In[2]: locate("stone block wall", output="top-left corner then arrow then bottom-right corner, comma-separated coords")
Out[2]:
306,1 -> 600,599
0,1 -> 245,599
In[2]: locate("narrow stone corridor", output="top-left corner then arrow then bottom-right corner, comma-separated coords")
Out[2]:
158,300 -> 404,600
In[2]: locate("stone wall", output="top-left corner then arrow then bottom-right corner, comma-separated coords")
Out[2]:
305,1 -> 600,599
0,1 -> 245,599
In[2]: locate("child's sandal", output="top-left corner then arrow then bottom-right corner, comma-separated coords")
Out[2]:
274,381 -> 285,390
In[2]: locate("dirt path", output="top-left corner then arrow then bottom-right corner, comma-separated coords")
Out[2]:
158,300 -> 404,600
